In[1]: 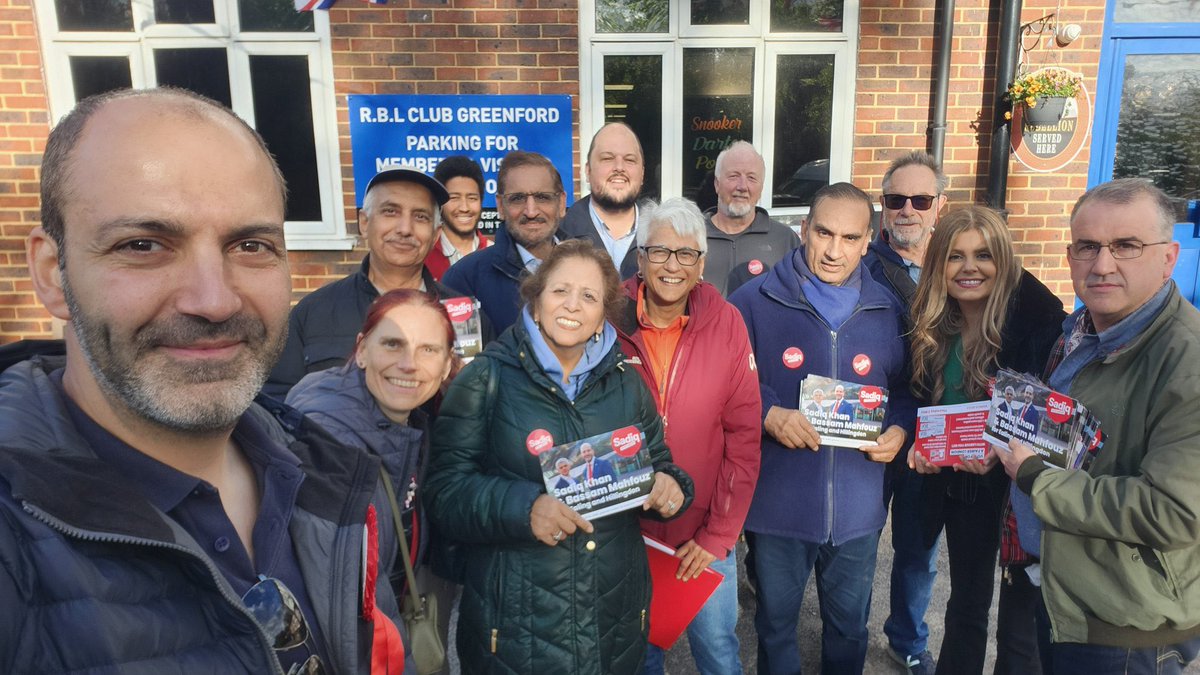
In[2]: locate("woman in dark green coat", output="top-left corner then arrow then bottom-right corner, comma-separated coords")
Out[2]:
424,240 -> 693,674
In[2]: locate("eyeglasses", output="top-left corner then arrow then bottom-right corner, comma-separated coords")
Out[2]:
243,575 -> 326,675
1066,240 -> 1170,261
503,191 -> 560,206
639,245 -> 704,266
882,193 -> 938,210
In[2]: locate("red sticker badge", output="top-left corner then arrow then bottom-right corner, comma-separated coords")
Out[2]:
443,296 -> 474,323
610,426 -> 643,458
526,429 -> 554,455
782,347 -> 805,369
1045,392 -> 1075,424
747,259 -> 764,275
852,353 -> 872,376
858,386 -> 885,410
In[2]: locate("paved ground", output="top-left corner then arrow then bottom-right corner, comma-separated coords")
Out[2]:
663,513 -> 963,674
445,510 -> 1200,673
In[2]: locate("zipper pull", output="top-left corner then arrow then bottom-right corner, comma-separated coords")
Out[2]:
641,609 -> 647,632
491,628 -> 498,653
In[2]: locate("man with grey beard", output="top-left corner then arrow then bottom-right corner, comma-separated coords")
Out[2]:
703,140 -> 800,296
0,88 -> 404,674
866,150 -> 947,675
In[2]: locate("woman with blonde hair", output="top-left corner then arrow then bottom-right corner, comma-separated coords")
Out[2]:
905,205 -> 1064,674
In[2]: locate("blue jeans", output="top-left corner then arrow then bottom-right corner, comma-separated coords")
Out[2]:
752,530 -> 881,675
884,467 -> 939,657
643,553 -> 742,675
1048,637 -> 1200,675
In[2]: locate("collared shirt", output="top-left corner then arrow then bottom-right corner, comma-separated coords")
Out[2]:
902,257 -> 921,284
54,372 -> 330,671
590,200 -> 638,271
516,237 -> 559,273
1049,280 -> 1175,393
437,229 -> 481,267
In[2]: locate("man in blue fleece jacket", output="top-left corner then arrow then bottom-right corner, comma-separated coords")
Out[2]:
730,182 -> 916,675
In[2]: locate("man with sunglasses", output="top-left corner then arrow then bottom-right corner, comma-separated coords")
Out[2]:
443,150 -> 568,332
867,151 -> 947,675
998,178 -> 1200,674
703,141 -> 801,297
0,89 -> 403,674
867,151 -> 949,307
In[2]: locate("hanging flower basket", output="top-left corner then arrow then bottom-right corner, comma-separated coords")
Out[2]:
1022,96 -> 1068,126
1003,67 -> 1082,124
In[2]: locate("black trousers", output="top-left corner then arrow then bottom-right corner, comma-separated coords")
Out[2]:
995,564 -> 1043,675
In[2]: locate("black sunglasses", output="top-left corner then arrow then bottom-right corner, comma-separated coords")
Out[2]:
243,575 -> 326,674
882,193 -> 938,210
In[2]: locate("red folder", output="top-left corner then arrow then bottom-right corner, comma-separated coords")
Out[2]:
643,535 -> 725,649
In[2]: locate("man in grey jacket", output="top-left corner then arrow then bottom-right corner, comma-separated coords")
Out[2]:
703,141 -> 800,296
0,88 -> 403,674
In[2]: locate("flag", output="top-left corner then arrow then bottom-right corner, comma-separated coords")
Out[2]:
296,0 -> 387,9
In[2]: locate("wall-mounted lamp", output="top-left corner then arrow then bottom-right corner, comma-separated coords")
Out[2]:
1056,23 -> 1082,46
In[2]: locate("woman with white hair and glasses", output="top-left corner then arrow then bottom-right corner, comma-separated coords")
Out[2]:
616,197 -> 762,675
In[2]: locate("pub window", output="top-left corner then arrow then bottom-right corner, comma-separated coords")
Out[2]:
581,0 -> 858,219
35,0 -> 351,250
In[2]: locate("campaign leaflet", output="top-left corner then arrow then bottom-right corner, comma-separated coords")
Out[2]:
912,400 -> 991,467
530,425 -> 655,520
440,296 -> 483,362
798,375 -> 888,449
983,368 -> 1100,470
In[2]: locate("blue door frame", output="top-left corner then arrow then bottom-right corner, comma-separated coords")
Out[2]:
1089,8 -> 1200,307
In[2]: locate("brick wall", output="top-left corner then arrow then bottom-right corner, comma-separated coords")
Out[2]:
0,0 -> 1108,342
286,0 -> 582,307
0,0 -> 53,339
857,0 -> 1105,303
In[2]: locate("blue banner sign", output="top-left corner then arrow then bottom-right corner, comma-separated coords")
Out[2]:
348,94 -> 575,231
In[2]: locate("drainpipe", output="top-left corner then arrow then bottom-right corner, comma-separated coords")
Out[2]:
929,0 -> 955,164
986,0 -> 1023,209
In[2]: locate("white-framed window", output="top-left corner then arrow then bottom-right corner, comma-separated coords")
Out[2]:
580,0 -> 859,221
35,0 -> 352,250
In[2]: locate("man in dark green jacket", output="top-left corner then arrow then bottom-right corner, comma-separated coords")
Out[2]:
999,179 -> 1200,674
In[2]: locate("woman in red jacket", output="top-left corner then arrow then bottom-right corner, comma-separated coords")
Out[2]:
615,197 -> 762,675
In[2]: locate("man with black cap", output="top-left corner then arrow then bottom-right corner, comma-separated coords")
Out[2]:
265,164 -> 462,397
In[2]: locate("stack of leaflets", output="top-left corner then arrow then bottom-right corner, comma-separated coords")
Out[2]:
440,296 -> 483,362
531,425 -> 656,520
982,368 -> 1102,470
798,374 -> 888,448
912,400 -> 992,467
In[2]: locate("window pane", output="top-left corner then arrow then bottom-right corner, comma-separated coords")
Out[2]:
1114,0 -> 1200,23
772,54 -> 835,207
153,0 -> 214,24
250,55 -> 322,221
55,0 -> 133,31
682,48 -> 754,201
691,0 -> 748,25
153,48 -> 231,107
241,0 -> 315,32
596,0 -> 668,33
771,0 -> 845,32
69,56 -> 133,101
604,55 -> 663,201
1113,54 -> 1200,207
